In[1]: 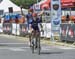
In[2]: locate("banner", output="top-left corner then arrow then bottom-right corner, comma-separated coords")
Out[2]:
34,4 -> 40,10
51,0 -> 61,37
0,23 -> 3,33
12,23 -> 16,35
46,23 -> 51,38
16,24 -> 20,35
12,23 -> 20,35
39,23 -> 51,38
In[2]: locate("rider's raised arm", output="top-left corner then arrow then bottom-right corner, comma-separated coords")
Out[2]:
38,10 -> 44,16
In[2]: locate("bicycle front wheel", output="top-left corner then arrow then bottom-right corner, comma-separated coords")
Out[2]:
31,38 -> 36,53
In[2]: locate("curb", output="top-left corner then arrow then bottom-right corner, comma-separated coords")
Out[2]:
43,40 -> 75,48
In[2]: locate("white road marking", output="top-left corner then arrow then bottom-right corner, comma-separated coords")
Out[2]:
59,47 -> 75,49
41,46 -> 75,50
0,43 -> 27,44
42,47 -> 51,50
55,46 -> 75,50
0,45 -> 74,50
9,48 -> 25,51
0,47 -> 30,49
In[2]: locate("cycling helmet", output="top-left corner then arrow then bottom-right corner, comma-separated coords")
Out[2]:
28,9 -> 33,12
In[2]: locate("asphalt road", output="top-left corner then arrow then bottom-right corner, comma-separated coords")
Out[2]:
0,35 -> 75,59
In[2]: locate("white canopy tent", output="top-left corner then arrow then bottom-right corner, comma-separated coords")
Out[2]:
37,0 -> 47,5
33,0 -> 47,10
0,0 -> 28,15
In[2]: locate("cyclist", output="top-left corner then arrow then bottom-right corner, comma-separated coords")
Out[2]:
29,13 -> 42,48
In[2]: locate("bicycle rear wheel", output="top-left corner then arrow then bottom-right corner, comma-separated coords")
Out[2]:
37,36 -> 41,55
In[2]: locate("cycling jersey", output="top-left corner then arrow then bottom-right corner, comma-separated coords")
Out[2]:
30,18 -> 42,31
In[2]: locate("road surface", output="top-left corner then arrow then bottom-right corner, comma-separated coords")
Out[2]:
0,34 -> 75,59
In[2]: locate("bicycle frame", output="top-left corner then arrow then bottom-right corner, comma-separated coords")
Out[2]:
29,30 -> 41,55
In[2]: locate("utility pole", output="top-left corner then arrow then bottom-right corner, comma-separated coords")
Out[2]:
37,0 -> 38,3
20,5 -> 23,15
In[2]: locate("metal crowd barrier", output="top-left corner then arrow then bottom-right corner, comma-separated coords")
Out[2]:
60,23 -> 75,42
0,23 -> 51,38
3,23 -> 12,34
20,24 -> 28,36
1,23 -> 75,42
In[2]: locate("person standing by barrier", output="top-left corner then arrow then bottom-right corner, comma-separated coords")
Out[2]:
66,13 -> 70,22
26,9 -> 33,30
26,9 -> 34,47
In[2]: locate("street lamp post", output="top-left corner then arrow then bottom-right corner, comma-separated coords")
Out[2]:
20,5 -> 23,15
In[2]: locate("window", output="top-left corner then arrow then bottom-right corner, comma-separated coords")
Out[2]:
0,10 -> 4,15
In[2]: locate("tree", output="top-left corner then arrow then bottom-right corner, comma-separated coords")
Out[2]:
11,0 -> 41,9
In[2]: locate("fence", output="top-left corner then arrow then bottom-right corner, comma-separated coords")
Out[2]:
0,23 -> 51,38
3,23 -> 12,34
20,24 -> 28,36
60,23 -> 75,42
1,23 -> 75,42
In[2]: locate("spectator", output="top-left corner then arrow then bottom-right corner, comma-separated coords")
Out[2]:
26,9 -> 33,29
66,13 -> 70,22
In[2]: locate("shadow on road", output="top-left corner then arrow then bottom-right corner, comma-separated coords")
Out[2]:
40,51 -> 63,55
0,44 -> 8,46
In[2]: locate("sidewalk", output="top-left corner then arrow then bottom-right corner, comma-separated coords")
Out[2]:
0,34 -> 75,48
